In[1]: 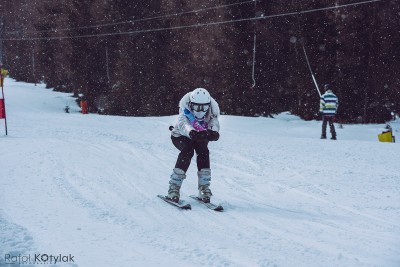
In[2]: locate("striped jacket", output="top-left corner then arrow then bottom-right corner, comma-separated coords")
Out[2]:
320,91 -> 339,115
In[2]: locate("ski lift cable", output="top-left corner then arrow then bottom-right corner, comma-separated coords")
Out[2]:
95,0 -> 260,25
1,0 -> 382,41
8,0 -> 260,36
302,45 -> 322,97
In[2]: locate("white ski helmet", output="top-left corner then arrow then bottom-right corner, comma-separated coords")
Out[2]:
189,88 -> 211,119
190,88 -> 211,105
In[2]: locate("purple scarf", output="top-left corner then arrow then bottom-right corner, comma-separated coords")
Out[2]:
183,108 -> 208,131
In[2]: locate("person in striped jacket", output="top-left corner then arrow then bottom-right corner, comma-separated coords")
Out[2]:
320,84 -> 339,140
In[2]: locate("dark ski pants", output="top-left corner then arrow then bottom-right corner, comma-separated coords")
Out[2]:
172,136 -> 210,172
321,115 -> 336,137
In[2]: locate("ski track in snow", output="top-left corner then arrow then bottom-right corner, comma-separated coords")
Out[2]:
1,78 -> 400,267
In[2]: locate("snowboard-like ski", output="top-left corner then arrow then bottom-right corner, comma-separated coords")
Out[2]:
157,195 -> 191,210
189,195 -> 224,212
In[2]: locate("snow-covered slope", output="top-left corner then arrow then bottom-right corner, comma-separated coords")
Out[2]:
1,78 -> 399,267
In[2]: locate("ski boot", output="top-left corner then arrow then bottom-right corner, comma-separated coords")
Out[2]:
198,168 -> 212,203
331,135 -> 337,140
320,135 -> 326,139
167,168 -> 186,203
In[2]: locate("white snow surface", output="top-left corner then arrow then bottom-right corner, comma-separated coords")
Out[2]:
1,78 -> 399,267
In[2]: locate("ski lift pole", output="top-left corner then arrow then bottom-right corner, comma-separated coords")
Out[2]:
302,45 -> 321,97
250,0 -> 258,89
251,33 -> 257,88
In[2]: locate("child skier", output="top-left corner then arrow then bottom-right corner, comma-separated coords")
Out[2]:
166,88 -> 220,203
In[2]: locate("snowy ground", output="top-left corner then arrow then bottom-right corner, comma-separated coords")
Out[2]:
1,78 -> 399,267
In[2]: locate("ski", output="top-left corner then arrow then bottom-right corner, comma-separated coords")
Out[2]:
189,195 -> 224,212
157,195 -> 191,210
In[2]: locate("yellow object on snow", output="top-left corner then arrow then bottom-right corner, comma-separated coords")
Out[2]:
378,131 -> 394,143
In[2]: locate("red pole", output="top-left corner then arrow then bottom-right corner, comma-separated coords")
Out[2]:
1,79 -> 7,135
80,100 -> 88,114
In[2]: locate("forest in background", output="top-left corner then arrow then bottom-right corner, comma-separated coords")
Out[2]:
0,0 -> 399,123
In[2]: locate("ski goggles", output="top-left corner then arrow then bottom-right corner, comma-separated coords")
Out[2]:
190,102 -> 210,112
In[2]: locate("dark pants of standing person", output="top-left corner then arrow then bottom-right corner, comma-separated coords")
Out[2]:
171,136 -> 210,172
322,115 -> 336,138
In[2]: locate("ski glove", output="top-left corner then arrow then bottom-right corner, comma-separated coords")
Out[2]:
207,130 -> 220,141
189,130 -> 209,142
